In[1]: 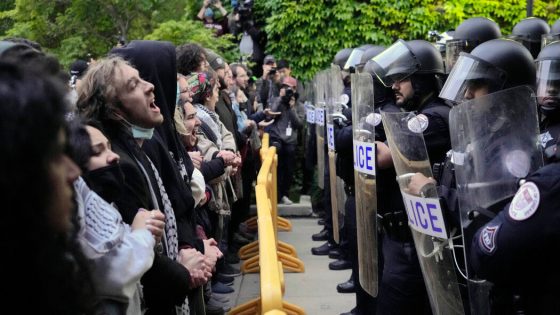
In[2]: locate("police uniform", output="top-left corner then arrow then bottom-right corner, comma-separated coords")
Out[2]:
471,159 -> 560,314
335,87 -> 378,315
376,97 -> 450,315
540,116 -> 560,164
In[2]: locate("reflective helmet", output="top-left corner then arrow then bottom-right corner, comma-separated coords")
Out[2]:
440,39 -> 535,104
542,19 -> 560,48
333,48 -> 354,69
343,47 -> 365,72
510,17 -> 550,58
445,17 -> 501,73
361,47 -> 394,105
370,39 -> 444,87
535,41 -> 560,116
358,45 -> 385,70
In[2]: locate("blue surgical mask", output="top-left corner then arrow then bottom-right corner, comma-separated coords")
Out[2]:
131,125 -> 154,139
176,84 -> 181,106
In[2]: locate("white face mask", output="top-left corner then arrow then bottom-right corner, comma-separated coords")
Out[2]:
131,125 -> 154,140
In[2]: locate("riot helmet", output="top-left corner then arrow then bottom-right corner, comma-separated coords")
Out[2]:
535,41 -> 560,116
357,45 -> 385,72
362,47 -> 394,106
446,17 -> 501,73
370,39 -> 443,87
509,17 -> 550,58
440,39 -> 535,104
343,47 -> 365,72
371,39 -> 444,110
542,19 -> 560,48
332,48 -> 353,69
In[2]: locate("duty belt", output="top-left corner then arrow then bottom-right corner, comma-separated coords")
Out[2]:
344,184 -> 355,196
379,211 -> 413,242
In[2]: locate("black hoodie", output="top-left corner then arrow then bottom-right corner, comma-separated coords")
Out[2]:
111,41 -> 202,252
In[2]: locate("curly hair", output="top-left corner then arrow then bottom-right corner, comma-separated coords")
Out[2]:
176,43 -> 206,75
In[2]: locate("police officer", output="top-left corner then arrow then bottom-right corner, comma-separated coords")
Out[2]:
460,42 -> 560,314
536,41 -> 560,164
312,48 -> 353,257
510,17 -> 550,59
410,38 -> 536,314
371,39 -> 450,315
445,17 -> 501,73
333,46 -> 390,315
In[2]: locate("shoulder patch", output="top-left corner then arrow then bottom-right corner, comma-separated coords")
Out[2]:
508,181 -> 540,221
540,131 -> 553,148
407,114 -> 429,133
479,223 -> 501,255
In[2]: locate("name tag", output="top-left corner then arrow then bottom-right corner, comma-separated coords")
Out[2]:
353,140 -> 376,176
401,192 -> 448,239
306,108 -> 316,123
327,123 -> 335,150
286,127 -> 292,136
316,108 -> 325,126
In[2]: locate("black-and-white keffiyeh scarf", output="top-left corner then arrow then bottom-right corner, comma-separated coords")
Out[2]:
195,103 -> 222,148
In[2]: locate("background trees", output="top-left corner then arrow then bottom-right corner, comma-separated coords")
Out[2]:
1,0 -> 559,79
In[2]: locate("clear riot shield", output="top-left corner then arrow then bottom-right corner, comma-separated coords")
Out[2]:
382,111 -> 465,315
315,71 -> 326,189
449,86 -> 543,315
351,72 -> 378,297
327,64 -> 346,243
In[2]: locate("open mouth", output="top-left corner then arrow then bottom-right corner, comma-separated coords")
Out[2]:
149,99 -> 160,113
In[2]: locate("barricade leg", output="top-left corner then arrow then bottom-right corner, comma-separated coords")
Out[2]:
245,216 -> 258,232
241,254 -> 260,273
282,301 -> 306,315
277,241 -> 298,258
278,252 -> 305,273
238,240 -> 259,260
228,298 -> 261,315
277,216 -> 293,231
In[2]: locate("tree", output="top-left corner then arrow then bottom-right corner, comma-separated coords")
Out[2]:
257,0 -> 560,80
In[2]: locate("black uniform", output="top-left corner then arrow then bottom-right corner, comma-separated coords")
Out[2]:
540,116 -> 560,164
376,97 -> 450,315
335,87 -> 378,315
471,160 -> 560,314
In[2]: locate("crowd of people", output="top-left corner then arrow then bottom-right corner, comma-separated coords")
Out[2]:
0,29 -> 304,314
2,10 -> 560,315
309,16 -> 560,315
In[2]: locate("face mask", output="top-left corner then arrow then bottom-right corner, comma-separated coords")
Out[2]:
83,163 -> 125,203
131,125 -> 154,139
176,84 -> 181,106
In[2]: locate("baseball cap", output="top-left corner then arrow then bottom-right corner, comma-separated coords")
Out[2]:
205,49 -> 226,71
70,59 -> 89,78
264,55 -> 276,65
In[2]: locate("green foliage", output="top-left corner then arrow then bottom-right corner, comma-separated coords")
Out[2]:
258,0 -> 560,80
145,19 -> 240,62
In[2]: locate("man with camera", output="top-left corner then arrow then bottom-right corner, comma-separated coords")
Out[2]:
256,55 -> 280,109
268,76 -> 304,204
197,0 -> 229,37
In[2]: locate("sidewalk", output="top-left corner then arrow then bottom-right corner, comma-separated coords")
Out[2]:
228,217 -> 354,315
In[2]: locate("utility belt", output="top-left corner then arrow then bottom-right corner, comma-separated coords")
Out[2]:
344,184 -> 355,196
378,211 -> 413,243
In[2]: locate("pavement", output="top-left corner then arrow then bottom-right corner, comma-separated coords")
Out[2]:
225,214 -> 355,315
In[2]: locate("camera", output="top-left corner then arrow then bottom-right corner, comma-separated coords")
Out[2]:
268,67 -> 277,76
285,87 -> 294,99
209,0 -> 217,5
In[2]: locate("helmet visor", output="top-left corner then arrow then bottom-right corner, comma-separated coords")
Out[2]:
542,33 -> 560,49
370,40 -> 420,87
344,48 -> 365,70
439,53 -> 506,104
536,60 -> 560,109
445,39 -> 476,74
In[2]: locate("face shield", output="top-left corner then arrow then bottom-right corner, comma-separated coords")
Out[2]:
344,48 -> 365,71
439,53 -> 506,104
536,59 -> 560,110
542,33 -> 560,49
445,39 -> 477,74
370,40 -> 420,87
